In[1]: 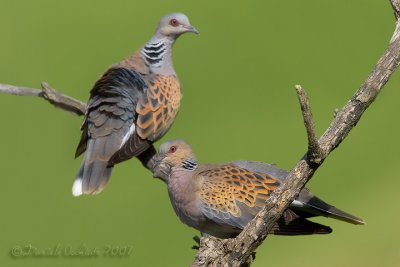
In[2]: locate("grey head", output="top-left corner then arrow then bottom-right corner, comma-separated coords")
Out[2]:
153,13 -> 199,40
152,139 -> 198,182
142,13 -> 199,74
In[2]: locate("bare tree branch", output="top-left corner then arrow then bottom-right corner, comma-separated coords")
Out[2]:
0,82 -> 86,116
1,2 -> 399,266
192,1 -> 400,266
391,0 -> 400,19
295,85 -> 323,164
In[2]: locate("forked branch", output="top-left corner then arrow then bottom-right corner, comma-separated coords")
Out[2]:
0,82 -> 86,116
1,1 -> 400,266
192,1 -> 400,266
295,85 -> 324,164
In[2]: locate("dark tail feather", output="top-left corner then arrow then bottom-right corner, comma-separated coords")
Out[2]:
72,139 -> 114,196
83,160 -> 112,194
108,133 -> 151,166
296,189 -> 365,225
320,205 -> 365,225
270,210 -> 332,235
73,160 -> 112,196
137,145 -> 157,170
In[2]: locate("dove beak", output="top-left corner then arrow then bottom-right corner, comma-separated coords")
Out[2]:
184,25 -> 200,35
152,153 -> 165,167
152,154 -> 171,182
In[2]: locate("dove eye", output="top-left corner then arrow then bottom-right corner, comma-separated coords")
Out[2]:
169,19 -> 179,27
169,146 -> 177,153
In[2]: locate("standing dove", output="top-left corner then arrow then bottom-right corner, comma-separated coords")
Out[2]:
152,140 -> 364,238
73,13 -> 199,196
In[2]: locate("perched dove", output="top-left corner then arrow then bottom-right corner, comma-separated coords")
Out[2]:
152,140 -> 364,238
73,13 -> 199,196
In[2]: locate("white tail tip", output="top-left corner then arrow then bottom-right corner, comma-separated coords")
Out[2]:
72,178 -> 83,197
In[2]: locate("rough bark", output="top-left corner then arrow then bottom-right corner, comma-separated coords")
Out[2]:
0,82 -> 86,116
191,1 -> 400,266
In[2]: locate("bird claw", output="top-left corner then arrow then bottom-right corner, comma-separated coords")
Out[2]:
192,235 -> 201,250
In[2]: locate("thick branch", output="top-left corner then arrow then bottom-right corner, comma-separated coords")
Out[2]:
192,2 -> 400,266
0,82 -> 86,116
1,2 -> 399,266
391,0 -> 400,19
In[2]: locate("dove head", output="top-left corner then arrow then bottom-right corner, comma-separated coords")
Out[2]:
154,13 -> 199,40
143,13 -> 198,75
152,139 -> 198,181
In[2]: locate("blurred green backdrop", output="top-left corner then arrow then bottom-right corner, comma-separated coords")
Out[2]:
1,0 -> 399,266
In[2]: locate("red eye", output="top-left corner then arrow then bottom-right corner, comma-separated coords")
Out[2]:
169,18 -> 179,27
169,145 -> 177,153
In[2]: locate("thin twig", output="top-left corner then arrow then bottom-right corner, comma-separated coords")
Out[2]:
40,82 -> 86,116
295,85 -> 323,164
0,82 -> 86,116
0,83 -> 43,96
1,2 -> 400,266
192,1 -> 400,266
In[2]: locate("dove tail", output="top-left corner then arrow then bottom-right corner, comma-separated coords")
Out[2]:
270,210 -> 333,235
72,139 -> 113,196
321,205 -> 365,225
294,190 -> 365,225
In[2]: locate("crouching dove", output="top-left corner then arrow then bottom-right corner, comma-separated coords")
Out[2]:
152,140 -> 364,238
73,13 -> 199,196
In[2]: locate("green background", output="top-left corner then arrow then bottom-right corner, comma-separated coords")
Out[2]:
1,0 -> 399,266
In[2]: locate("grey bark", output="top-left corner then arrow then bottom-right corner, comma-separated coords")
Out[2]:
191,1 -> 400,266
1,1 -> 400,266
0,82 -> 86,116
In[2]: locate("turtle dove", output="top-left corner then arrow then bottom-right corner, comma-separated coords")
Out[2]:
73,13 -> 198,196
152,140 -> 365,238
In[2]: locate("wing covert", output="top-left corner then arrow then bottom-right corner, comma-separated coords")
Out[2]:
75,67 -> 146,158
135,75 -> 181,142
198,165 -> 280,229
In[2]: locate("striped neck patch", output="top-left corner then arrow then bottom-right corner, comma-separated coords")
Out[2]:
142,41 -> 167,66
182,160 -> 198,171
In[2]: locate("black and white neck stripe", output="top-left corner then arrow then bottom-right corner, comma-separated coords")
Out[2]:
182,160 -> 198,171
142,41 -> 167,67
